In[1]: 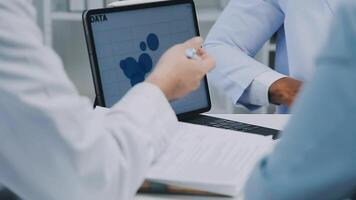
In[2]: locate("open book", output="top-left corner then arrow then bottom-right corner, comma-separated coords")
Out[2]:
146,122 -> 276,197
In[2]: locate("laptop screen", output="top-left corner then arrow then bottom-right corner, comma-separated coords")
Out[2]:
89,2 -> 209,115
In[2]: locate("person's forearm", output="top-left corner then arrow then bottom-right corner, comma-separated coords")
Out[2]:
204,0 -> 284,108
204,43 -> 274,106
0,1 -> 179,200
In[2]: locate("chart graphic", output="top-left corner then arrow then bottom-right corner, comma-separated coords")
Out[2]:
119,33 -> 159,86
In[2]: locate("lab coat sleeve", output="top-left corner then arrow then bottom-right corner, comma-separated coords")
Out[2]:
204,0 -> 286,109
0,0 -> 178,200
245,3 -> 356,200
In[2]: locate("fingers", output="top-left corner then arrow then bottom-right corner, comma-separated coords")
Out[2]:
183,37 -> 215,76
183,37 -> 204,50
196,48 -> 215,72
200,53 -> 216,73
196,48 -> 206,56
186,48 -> 215,74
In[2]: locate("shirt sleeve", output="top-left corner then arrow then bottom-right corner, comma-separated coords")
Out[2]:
0,1 -> 178,200
204,0 -> 285,109
245,3 -> 356,199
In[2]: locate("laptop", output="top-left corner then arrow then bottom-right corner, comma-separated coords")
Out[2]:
82,0 -> 280,139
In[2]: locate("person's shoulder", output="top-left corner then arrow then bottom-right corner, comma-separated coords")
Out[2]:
322,0 -> 356,62
335,1 -> 356,57
335,1 -> 356,18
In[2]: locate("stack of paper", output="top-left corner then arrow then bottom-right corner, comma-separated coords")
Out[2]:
147,123 -> 275,196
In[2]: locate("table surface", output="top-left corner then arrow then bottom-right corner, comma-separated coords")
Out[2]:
135,114 -> 290,200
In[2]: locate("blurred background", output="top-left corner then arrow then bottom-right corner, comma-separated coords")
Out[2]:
33,0 -> 277,114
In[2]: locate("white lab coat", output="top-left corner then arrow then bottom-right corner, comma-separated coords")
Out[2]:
205,0 -> 346,113
0,0 -> 178,200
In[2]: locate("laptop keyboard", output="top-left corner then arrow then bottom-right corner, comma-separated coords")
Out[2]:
183,115 -> 280,139
206,118 -> 260,132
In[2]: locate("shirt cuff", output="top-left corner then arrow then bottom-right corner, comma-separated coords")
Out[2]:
241,71 -> 287,106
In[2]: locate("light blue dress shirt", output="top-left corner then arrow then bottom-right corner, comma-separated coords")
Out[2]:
205,0 -> 345,113
245,2 -> 356,199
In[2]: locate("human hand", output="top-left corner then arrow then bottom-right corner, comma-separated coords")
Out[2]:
146,37 -> 215,101
269,77 -> 303,108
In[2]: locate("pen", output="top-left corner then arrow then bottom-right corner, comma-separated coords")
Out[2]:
185,48 -> 202,60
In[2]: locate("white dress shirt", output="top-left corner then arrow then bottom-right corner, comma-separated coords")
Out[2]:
205,0 -> 345,113
0,1 -> 178,200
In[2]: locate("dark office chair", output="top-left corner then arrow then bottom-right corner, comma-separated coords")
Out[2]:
351,191 -> 356,200
0,187 -> 20,200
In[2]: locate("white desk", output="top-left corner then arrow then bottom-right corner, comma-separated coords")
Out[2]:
135,114 -> 290,200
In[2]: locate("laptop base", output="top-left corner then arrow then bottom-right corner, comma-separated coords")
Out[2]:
182,115 -> 281,140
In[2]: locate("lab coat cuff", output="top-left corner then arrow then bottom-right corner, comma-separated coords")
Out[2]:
118,82 -> 179,160
247,71 -> 287,106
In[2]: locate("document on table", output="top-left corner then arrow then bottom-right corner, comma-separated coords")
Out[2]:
147,123 -> 275,196
94,107 -> 275,196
